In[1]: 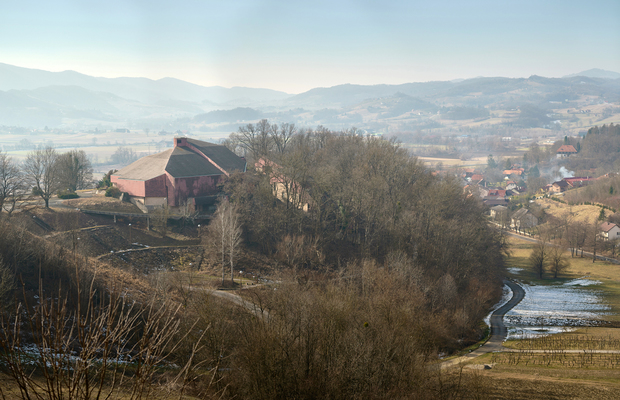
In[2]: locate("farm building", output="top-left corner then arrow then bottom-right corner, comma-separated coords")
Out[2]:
556,145 -> 578,158
111,137 -> 246,213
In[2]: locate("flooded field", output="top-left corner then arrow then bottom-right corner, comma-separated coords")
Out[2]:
504,275 -> 610,340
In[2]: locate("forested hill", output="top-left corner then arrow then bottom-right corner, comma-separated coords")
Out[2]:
224,123 -> 506,350
567,123 -> 620,172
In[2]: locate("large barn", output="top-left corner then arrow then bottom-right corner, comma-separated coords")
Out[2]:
111,137 -> 246,213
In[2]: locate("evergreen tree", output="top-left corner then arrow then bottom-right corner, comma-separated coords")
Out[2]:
487,154 -> 497,170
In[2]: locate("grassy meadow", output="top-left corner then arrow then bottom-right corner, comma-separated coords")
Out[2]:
536,197 -> 612,224
460,233 -> 620,398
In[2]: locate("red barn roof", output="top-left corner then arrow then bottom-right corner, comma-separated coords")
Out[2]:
601,222 -> 618,233
557,145 -> 577,154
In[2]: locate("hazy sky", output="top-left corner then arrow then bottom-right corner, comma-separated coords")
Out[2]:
2,0 -> 619,93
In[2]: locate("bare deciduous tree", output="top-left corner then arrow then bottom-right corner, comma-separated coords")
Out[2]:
232,120 -> 272,162
208,198 -> 242,285
24,146 -> 60,208
110,146 -> 138,165
548,246 -> 569,279
0,277 -> 206,400
56,149 -> 93,192
0,256 -> 14,311
271,122 -> 296,154
530,238 -> 548,279
0,152 -> 23,214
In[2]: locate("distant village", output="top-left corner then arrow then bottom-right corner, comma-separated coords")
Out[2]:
460,142 -> 619,238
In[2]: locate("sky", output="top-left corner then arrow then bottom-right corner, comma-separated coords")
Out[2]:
2,0 -> 619,93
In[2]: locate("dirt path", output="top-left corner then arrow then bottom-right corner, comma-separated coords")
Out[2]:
96,244 -> 202,259
208,289 -> 270,320
441,280 -> 525,368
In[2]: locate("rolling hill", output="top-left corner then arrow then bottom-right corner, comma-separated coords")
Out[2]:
1,63 -> 619,131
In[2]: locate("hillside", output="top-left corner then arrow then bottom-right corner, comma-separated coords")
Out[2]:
1,63 -> 620,140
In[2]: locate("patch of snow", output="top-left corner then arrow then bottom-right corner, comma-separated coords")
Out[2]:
507,267 -> 523,274
505,279 -> 609,340
563,278 -> 601,287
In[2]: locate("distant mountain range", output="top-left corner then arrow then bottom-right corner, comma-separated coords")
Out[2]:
0,63 -> 619,129
0,63 -> 291,104
563,68 -> 620,80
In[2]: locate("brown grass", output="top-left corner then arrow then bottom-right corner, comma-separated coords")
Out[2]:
465,234 -> 620,398
536,198 -> 604,223
465,362 -> 620,400
65,195 -> 143,213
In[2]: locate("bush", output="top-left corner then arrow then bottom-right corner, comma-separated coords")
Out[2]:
105,186 -> 121,198
97,169 -> 117,189
57,190 -> 79,199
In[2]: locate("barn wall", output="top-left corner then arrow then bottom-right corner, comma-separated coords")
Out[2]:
171,175 -> 221,206
110,176 -> 146,197
144,175 -> 170,197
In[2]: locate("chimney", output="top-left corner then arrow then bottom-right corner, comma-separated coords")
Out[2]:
174,137 -> 187,147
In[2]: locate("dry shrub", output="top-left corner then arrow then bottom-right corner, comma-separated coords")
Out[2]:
0,271 -> 210,400
189,262 -> 491,399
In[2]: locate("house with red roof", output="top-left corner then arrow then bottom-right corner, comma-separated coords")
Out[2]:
503,168 -> 524,177
564,177 -> 595,188
487,189 -> 506,197
556,145 -> 578,158
469,174 -> 486,187
600,222 -> 620,241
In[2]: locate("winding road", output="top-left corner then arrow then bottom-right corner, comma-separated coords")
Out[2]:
440,279 -> 525,368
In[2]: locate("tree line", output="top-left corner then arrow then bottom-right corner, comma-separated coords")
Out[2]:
567,123 -> 620,174
219,120 -> 507,349
0,147 -> 93,210
0,121 -> 509,398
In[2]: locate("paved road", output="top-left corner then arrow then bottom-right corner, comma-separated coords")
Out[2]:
504,230 -> 620,265
502,349 -> 620,354
441,280 -> 525,369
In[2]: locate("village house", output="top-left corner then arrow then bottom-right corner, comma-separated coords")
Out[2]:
549,180 -> 570,193
505,180 -> 518,191
487,189 -> 506,197
564,177 -> 595,189
461,168 -> 476,178
511,208 -> 538,231
489,205 -> 509,226
502,168 -> 524,177
556,144 -> 578,158
600,222 -> 620,241
482,197 -> 509,207
469,174 -> 486,187
111,137 -> 246,214
547,177 -> 595,194
255,158 -> 313,211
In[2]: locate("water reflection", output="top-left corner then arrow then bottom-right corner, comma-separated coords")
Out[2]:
505,278 -> 610,340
